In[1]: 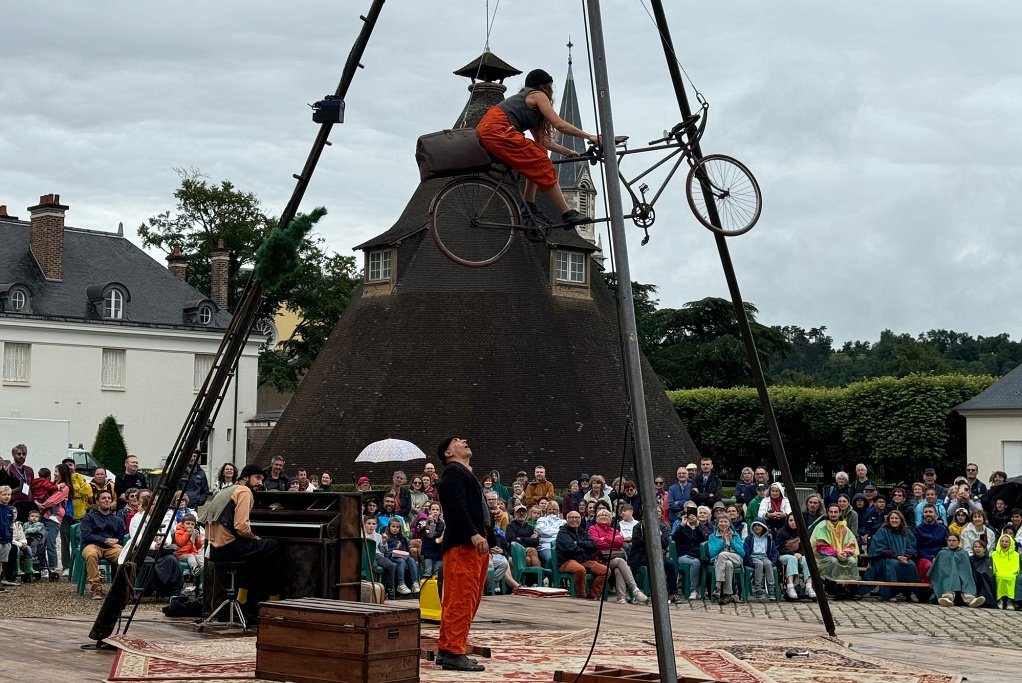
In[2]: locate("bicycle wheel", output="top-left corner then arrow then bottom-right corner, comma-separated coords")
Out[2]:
429,177 -> 520,268
686,154 -> 762,236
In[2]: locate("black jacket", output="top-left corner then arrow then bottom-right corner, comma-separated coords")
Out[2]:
555,524 -> 596,564
690,472 -> 722,506
436,461 -> 488,552
672,522 -> 707,559
506,519 -> 539,547
81,508 -> 126,548
114,471 -> 149,509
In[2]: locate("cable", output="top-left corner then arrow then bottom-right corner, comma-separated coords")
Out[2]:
635,0 -> 703,99
458,0 -> 503,129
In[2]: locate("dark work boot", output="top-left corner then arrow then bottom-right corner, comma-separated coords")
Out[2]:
561,209 -> 593,226
441,653 -> 485,672
525,201 -> 552,227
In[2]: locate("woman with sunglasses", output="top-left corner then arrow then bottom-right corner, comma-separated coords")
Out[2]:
409,477 -> 429,513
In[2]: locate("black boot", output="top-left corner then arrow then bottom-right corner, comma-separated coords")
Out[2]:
561,209 -> 593,226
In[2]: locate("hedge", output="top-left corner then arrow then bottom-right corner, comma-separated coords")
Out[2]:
668,373 -> 994,483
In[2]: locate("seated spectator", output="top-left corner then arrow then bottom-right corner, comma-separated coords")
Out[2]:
409,476 -> 429,513
421,475 -> 437,500
914,504 -> 948,582
10,510 -> 33,583
555,511 -> 606,599
775,512 -> 816,599
992,532 -> 1021,610
589,508 -> 646,604
487,506 -> 520,594
653,476 -> 669,523
484,491 -> 509,531
170,491 -> 195,524
948,507 -> 970,538
988,470 -> 1008,489
988,498 -> 1009,533
946,483 -> 982,517
743,519 -> 777,600
617,503 -> 638,541
726,504 -> 748,540
810,503 -> 859,595
414,501 -> 445,579
745,483 -> 767,526
734,467 -> 757,507
535,507 -> 564,568
627,500 -> 677,603
915,487 -> 948,526
119,489 -> 142,526
690,457 -> 723,508
757,483 -> 791,534
929,532 -> 984,607
961,510 -> 997,556
510,481 -> 528,512
123,492 -> 184,598
559,481 -> 578,517
863,510 -> 920,602
506,504 -> 540,569
708,514 -> 745,605
890,487 -> 915,528
22,509 -> 46,576
382,517 -> 419,595
851,493 -> 870,539
862,495 -> 887,542
363,517 -> 397,599
672,506 -> 706,601
173,513 -> 204,579
696,505 -> 713,537
80,490 -> 125,600
583,475 -> 612,509
802,493 -> 824,530
970,540 -> 997,608
837,494 -> 859,541
823,471 -> 851,507
489,468 -> 511,502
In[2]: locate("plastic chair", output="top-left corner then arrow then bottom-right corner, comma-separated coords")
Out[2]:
699,542 -> 750,599
510,542 -> 550,587
548,544 -> 594,597
670,540 -> 700,598
360,538 -> 379,581
74,525 -> 116,597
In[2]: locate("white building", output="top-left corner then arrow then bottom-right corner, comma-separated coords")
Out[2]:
0,194 -> 258,472
955,364 -> 1022,480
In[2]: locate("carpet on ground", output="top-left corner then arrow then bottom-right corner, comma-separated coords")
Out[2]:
102,629 -> 961,683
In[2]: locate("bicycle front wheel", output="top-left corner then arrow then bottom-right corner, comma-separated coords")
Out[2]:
429,177 -> 520,268
686,154 -> 762,236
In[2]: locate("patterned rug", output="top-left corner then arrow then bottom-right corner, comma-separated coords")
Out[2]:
102,630 -> 962,683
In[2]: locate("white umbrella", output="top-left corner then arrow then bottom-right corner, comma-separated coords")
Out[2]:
354,438 -> 428,464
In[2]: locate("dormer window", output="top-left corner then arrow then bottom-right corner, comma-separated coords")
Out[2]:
556,250 -> 586,284
0,284 -> 31,313
10,289 -> 26,311
198,304 -> 214,325
182,298 -> 218,326
104,289 -> 124,319
367,249 -> 392,282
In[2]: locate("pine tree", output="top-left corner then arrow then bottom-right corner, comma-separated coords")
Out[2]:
91,415 -> 128,474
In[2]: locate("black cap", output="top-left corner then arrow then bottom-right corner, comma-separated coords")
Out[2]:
437,436 -> 456,461
525,68 -> 553,88
923,468 -> 936,475
239,463 -> 263,480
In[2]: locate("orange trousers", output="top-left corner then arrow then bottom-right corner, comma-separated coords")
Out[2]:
559,559 -> 607,599
438,543 -> 490,655
476,107 -> 558,191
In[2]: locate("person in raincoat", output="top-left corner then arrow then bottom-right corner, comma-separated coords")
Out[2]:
991,532 -> 1021,610
928,532 -> 984,608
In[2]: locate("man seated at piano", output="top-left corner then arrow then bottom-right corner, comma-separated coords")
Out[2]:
205,463 -> 284,619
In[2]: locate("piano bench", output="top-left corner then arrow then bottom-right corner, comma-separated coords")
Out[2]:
197,561 -> 250,634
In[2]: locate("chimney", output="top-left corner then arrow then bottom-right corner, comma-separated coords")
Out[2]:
166,244 -> 189,281
0,205 -> 17,220
27,193 -> 68,281
210,239 -> 230,310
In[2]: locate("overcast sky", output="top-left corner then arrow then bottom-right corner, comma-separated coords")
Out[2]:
3,1 -> 1020,347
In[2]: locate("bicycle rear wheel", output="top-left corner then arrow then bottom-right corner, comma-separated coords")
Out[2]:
429,177 -> 520,268
686,154 -> 762,236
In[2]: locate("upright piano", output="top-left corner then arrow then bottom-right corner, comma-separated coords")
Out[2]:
250,490 -> 364,601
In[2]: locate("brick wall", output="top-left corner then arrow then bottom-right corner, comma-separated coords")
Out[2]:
27,193 -> 68,281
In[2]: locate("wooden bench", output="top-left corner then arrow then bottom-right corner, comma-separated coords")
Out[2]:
834,579 -> 930,589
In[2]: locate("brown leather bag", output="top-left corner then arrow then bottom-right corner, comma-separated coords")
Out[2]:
415,129 -> 491,182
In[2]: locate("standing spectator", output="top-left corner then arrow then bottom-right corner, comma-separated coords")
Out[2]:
850,463 -> 872,497
2,444 -> 35,522
930,533 -> 985,608
671,507 -> 705,600
922,468 -> 948,501
61,456 -> 91,577
0,485 -> 15,590
775,512 -> 816,599
627,500 -> 677,603
890,487 -> 915,528
914,504 -> 948,582
435,436 -> 488,672
89,468 -> 116,502
965,463 -> 987,499
810,503 -> 859,594
653,475 -> 669,522
388,470 -> 412,519
262,455 -> 290,492
734,467 -> 757,507
992,533 -> 1021,610
823,471 -> 851,507
615,480 -> 642,519
863,510 -> 920,602
181,451 -> 210,508
757,483 -> 791,534
37,463 -> 71,582
690,457 -> 722,508
114,454 -> 149,509
79,490 -> 124,600
211,463 -> 237,494
524,466 -> 554,508
667,467 -> 693,522
910,482 -> 926,509
555,511 -> 607,600
708,513 -> 745,604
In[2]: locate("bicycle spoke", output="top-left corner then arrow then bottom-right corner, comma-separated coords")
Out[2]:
686,155 -> 762,236
430,178 -> 518,267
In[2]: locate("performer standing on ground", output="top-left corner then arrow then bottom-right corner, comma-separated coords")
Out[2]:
435,436 -> 488,673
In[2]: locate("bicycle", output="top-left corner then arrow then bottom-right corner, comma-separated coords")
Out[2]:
427,98 -> 761,267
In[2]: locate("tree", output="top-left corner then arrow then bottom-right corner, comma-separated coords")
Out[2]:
602,274 -> 666,359
91,415 -> 128,474
138,170 -> 362,392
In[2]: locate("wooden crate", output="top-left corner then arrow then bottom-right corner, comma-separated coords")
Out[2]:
256,598 -> 420,683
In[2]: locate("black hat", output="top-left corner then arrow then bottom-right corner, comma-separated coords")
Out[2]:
525,68 -> 553,88
923,468 -> 936,475
578,472 -> 591,481
239,463 -> 263,480
437,436 -> 456,461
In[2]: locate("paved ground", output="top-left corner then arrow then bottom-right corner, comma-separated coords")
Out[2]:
671,594 -> 1022,648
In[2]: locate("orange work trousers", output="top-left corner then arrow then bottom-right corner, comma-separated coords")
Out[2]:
476,107 -> 558,191
559,559 -> 607,599
438,543 -> 490,655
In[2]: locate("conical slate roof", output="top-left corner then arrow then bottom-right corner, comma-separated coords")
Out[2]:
258,55 -> 700,486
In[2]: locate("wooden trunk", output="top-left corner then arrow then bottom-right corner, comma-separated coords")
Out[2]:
256,598 -> 420,683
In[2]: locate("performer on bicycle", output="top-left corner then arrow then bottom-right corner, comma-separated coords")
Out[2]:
476,68 -> 599,227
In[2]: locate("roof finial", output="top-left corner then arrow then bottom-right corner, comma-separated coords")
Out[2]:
567,37 -> 574,66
